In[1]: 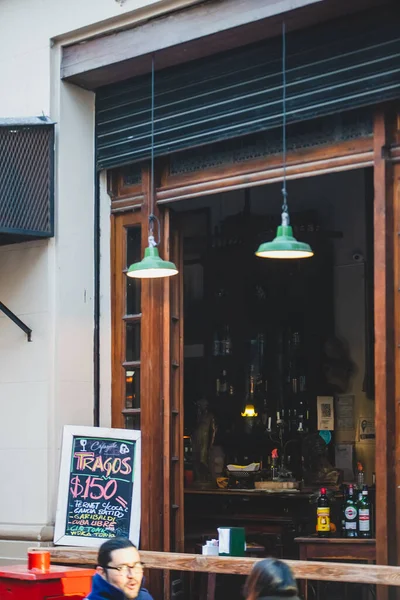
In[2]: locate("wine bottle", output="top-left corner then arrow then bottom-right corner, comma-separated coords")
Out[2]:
344,484 -> 358,538
358,485 -> 371,538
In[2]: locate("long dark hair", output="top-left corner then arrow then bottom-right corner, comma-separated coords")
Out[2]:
244,558 -> 298,599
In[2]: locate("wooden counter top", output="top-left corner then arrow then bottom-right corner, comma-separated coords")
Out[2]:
295,536 -> 376,544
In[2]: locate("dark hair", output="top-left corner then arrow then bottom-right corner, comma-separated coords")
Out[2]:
97,537 -> 137,568
244,559 -> 298,599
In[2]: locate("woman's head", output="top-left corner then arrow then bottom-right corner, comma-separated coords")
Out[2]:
244,558 -> 298,600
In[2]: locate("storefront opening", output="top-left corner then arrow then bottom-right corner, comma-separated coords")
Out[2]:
173,169 -> 375,557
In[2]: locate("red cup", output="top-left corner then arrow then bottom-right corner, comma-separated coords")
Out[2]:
28,550 -> 51,572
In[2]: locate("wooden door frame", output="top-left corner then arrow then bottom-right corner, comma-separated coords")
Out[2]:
373,108 -> 400,591
110,166 -> 164,599
110,109 -> 400,592
157,137 -> 374,204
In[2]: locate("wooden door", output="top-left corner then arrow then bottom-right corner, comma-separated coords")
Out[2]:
111,203 -> 164,599
111,200 -> 184,598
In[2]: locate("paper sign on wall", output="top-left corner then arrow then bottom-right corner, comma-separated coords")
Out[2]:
335,443 -> 354,480
336,395 -> 355,431
317,396 -> 334,430
358,417 -> 375,443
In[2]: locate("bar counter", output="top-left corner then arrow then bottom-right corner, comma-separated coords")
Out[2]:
184,486 -> 320,557
185,487 -> 318,498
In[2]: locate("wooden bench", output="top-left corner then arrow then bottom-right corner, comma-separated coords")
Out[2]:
40,545 -> 400,600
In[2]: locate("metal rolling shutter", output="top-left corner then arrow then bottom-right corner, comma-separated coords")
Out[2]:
95,4 -> 400,170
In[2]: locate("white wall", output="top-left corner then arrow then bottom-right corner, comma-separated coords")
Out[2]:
0,239 -> 50,533
0,0 -> 203,119
0,0 -> 200,563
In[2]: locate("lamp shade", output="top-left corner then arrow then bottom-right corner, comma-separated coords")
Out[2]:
127,246 -> 178,279
255,224 -> 313,259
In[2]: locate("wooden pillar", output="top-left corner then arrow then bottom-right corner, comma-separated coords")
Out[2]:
140,165 -> 164,599
394,119 -> 400,598
139,162 -> 185,600
373,108 -> 397,599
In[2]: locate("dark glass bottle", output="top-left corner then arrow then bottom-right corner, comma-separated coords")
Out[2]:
344,484 -> 358,537
317,487 -> 330,537
358,484 -> 371,538
223,325 -> 232,355
212,330 -> 221,356
216,369 -> 228,397
220,369 -> 228,394
260,380 -> 270,430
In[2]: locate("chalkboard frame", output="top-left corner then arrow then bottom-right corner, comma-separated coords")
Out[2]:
54,425 -> 141,547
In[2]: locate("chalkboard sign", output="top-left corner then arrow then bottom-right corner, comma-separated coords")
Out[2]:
54,426 -> 141,547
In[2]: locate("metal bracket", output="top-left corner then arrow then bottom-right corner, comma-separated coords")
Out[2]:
0,301 -> 32,341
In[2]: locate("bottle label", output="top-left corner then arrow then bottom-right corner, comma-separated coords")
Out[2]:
359,509 -> 370,531
345,506 -> 357,520
317,507 -> 330,532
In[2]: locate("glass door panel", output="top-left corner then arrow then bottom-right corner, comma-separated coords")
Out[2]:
112,211 -> 143,430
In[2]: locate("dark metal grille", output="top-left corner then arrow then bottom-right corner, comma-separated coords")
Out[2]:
0,123 -> 54,241
170,108 -> 373,175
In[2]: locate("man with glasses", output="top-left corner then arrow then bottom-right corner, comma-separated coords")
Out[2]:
86,538 -> 154,600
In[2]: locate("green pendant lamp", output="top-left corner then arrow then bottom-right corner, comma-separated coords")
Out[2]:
255,23 -> 313,261
127,56 -> 178,279
127,230 -> 178,279
255,207 -> 313,259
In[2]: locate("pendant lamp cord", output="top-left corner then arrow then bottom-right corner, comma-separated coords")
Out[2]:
149,54 -> 160,247
281,22 -> 289,227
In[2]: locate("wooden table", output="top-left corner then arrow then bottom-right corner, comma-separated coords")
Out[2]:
295,536 -> 376,600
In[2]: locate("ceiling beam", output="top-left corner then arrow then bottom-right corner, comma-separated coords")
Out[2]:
61,0 -> 389,90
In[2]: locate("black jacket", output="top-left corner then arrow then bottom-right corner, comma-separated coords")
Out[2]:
86,573 -> 154,600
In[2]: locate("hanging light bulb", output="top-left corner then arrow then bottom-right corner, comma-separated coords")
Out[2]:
127,56 -> 178,279
241,404 -> 258,418
256,23 -> 313,260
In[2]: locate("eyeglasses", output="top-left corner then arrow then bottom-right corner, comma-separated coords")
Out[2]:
105,562 -> 145,576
